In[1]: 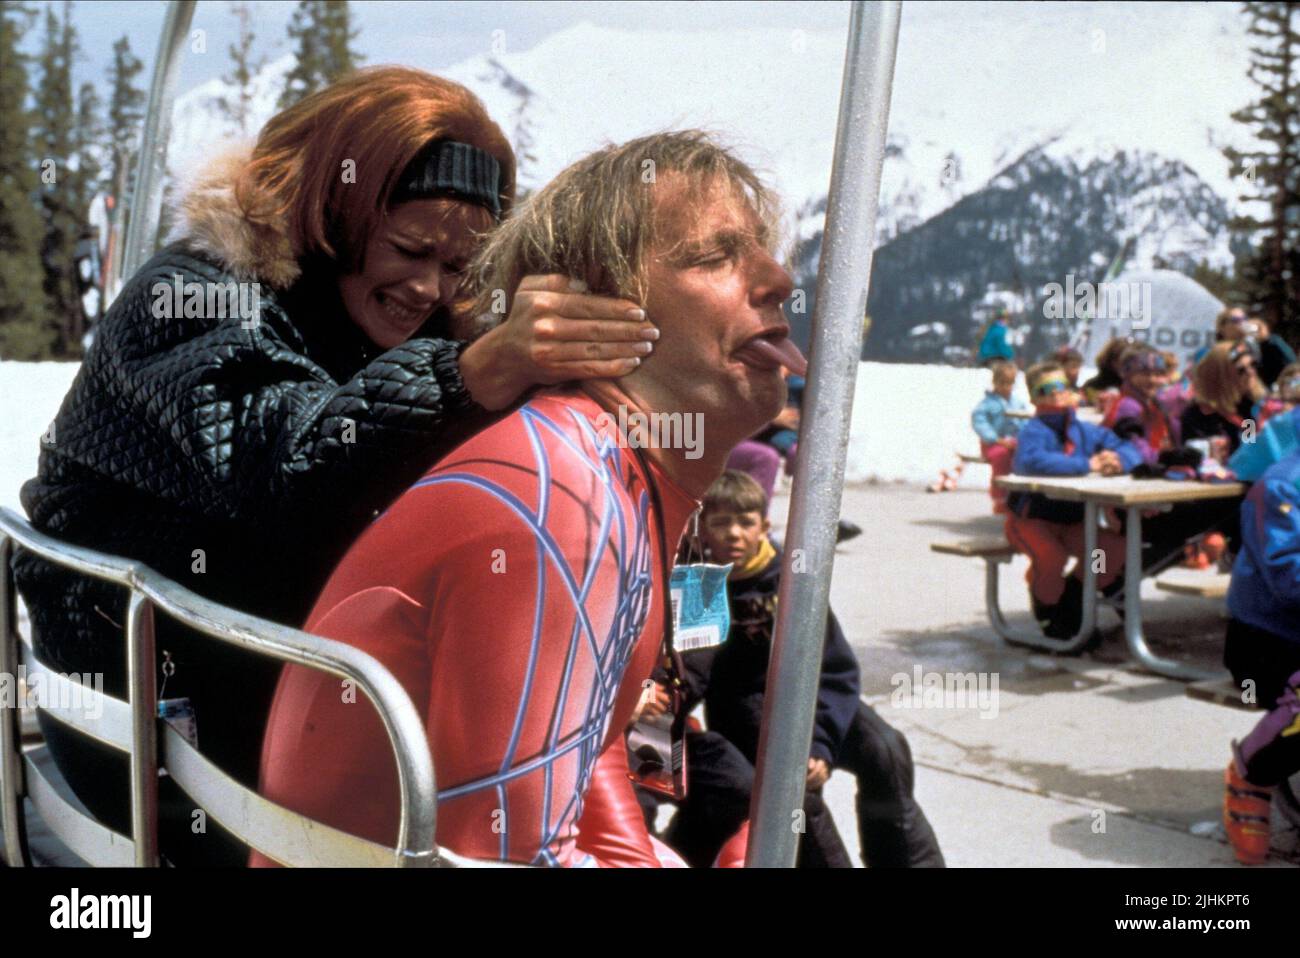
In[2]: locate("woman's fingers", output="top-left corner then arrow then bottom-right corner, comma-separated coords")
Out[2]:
542,358 -> 642,381
529,291 -> 645,324
534,339 -> 653,363
510,275 -> 653,383
517,274 -> 644,318
535,316 -> 659,342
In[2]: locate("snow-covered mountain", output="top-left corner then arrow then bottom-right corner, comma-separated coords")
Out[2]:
168,52 -> 297,175
829,142 -> 1239,361
161,3 -> 1257,357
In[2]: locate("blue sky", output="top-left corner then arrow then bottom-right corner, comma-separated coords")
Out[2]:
24,0 -> 852,92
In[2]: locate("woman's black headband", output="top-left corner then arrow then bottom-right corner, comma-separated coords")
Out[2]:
393,139 -> 503,218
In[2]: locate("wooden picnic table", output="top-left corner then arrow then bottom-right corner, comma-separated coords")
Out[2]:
1005,407 -> 1102,424
998,474 -> 1243,507
994,473 -> 1244,680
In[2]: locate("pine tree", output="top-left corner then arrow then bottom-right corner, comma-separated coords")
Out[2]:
106,35 -> 144,218
71,80 -> 108,328
72,82 -> 105,210
1192,259 -> 1236,304
32,1 -> 85,357
218,1 -> 266,134
278,1 -> 361,109
103,33 -> 143,300
0,0 -> 52,360
278,1 -> 325,109
1223,1 -> 1299,347
320,0 -> 361,81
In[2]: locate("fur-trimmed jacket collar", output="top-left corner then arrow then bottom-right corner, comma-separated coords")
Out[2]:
172,141 -> 301,291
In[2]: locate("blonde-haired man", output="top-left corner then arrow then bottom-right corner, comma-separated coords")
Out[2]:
255,131 -> 804,867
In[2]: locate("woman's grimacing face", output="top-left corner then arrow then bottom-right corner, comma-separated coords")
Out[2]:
338,199 -> 493,350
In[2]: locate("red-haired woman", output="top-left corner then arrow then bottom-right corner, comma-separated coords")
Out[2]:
14,67 -> 655,864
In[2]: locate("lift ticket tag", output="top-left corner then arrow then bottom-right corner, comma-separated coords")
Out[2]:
669,562 -> 732,651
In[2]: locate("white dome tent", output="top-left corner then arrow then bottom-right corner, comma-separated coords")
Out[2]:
1070,268 -> 1223,371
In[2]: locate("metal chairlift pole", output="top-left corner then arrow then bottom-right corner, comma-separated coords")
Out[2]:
745,0 -> 901,867
120,0 -> 197,283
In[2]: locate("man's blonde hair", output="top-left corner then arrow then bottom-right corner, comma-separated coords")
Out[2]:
1025,360 -> 1064,394
466,130 -> 783,324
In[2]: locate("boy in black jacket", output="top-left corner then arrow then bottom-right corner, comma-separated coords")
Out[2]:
655,470 -> 944,867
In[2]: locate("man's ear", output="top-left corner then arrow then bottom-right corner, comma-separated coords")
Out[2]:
761,516 -> 772,535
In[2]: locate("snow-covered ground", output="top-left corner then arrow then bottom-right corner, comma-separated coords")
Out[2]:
844,361 -> 1025,487
0,358 -> 1016,516
0,362 -> 79,514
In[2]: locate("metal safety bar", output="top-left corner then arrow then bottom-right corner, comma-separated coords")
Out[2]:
120,0 -> 196,284
747,0 -> 902,867
0,506 -> 452,867
0,536 -> 27,866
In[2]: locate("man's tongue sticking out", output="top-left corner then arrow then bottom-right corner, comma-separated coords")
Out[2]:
735,335 -> 808,376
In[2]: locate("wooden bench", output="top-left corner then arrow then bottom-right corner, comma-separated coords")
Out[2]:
1154,569 -> 1230,599
958,453 -> 988,465
930,537 -> 1014,560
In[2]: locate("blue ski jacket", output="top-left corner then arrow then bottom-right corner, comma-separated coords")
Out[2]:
976,322 -> 1014,364
1227,451 -> 1300,645
971,391 -> 1029,444
1229,406 -> 1300,482
1008,410 -> 1143,523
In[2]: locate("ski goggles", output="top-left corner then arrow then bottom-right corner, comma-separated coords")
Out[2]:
1031,375 -> 1070,399
1120,351 -> 1168,377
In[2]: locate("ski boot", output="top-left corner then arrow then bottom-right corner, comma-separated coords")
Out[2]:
1223,758 -> 1272,865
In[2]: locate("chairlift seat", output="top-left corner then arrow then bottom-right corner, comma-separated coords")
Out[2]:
0,506 -> 508,868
